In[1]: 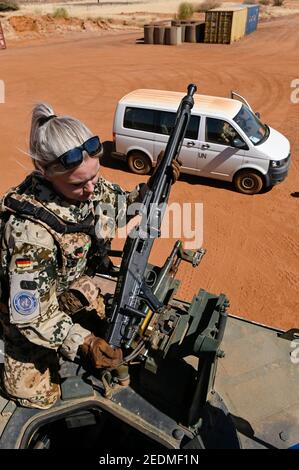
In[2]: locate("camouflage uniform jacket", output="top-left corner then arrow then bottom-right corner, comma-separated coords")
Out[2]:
0,171 -> 143,360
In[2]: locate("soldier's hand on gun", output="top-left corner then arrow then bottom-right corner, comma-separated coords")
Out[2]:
171,158 -> 181,184
148,151 -> 182,188
81,334 -> 123,369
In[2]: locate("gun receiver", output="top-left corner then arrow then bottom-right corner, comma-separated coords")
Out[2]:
105,84 -> 197,348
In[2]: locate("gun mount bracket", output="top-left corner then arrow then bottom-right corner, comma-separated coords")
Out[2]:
100,369 -> 130,400
178,244 -> 207,267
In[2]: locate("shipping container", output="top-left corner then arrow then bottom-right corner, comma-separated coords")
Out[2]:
244,4 -> 260,34
204,6 -> 247,44
204,10 -> 219,43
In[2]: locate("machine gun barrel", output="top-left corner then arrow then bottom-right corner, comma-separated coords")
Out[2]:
105,84 -> 197,348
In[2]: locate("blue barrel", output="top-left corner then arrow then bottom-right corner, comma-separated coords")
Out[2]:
245,4 -> 260,35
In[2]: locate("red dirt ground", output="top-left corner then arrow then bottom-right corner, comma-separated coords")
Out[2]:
0,16 -> 298,330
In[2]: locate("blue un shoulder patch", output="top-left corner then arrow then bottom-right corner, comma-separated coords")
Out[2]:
10,272 -> 40,324
13,292 -> 38,316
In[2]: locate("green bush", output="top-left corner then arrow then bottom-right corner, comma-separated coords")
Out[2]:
178,2 -> 194,20
258,0 -> 270,4
52,7 -> 69,19
272,0 -> 284,5
0,1 -> 19,12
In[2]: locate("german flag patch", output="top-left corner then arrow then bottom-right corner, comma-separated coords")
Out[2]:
15,258 -> 33,270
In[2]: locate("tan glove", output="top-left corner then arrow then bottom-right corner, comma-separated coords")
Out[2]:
147,151 -> 182,188
171,158 -> 181,183
80,334 -> 123,369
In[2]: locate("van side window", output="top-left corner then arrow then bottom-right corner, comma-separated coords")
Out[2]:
157,111 -> 200,140
124,107 -> 155,133
206,118 -> 242,146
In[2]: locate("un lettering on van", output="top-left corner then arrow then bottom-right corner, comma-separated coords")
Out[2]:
290,79 -> 299,104
0,80 -> 4,104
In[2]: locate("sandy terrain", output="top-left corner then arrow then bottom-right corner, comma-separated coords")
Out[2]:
9,0 -> 299,21
0,7 -> 298,331
2,0 -> 299,41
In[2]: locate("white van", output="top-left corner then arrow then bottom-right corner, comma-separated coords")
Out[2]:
111,89 -> 291,195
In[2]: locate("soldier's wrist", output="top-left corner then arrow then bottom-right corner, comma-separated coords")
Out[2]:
60,324 -> 92,361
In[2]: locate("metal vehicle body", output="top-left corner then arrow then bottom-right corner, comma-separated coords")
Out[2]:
112,89 -> 291,194
0,269 -> 298,450
0,253 -> 299,455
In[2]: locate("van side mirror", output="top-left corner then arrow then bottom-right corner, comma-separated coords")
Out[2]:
233,138 -> 247,149
255,112 -> 261,119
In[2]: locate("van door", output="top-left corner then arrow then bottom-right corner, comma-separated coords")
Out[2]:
153,111 -> 201,175
230,91 -> 253,112
197,117 -> 247,180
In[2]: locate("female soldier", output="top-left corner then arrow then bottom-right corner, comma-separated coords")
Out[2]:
0,103 -> 180,409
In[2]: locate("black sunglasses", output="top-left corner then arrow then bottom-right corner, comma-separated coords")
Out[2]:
45,136 -> 102,170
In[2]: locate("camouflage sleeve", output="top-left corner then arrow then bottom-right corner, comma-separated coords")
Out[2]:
4,216 -> 91,359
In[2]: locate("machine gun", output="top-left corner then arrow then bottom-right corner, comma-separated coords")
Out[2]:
105,84 -> 199,349
104,84 -> 230,430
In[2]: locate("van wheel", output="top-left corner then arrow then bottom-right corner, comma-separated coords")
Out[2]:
234,170 -> 264,195
127,152 -> 152,175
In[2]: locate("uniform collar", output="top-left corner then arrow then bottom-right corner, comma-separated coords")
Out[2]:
24,172 -> 93,224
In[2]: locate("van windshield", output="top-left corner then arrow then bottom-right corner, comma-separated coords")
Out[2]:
233,105 -> 268,145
